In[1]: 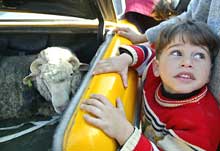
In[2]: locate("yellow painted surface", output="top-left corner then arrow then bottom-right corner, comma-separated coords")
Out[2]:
63,20 -> 139,151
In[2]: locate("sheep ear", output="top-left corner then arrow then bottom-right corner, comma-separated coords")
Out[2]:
23,57 -> 44,85
69,56 -> 80,64
79,63 -> 89,71
29,58 -> 45,74
68,57 -> 80,70
23,73 -> 36,85
68,56 -> 89,71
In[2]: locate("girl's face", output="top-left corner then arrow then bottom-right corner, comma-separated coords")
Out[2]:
153,36 -> 212,94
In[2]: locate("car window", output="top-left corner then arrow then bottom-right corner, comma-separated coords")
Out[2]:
0,0 -> 97,19
113,0 -> 125,18
0,11 -> 85,20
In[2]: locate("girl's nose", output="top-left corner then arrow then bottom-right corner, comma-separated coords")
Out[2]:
181,58 -> 193,68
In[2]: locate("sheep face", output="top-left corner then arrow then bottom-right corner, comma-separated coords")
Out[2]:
38,62 -> 80,113
23,47 -> 86,114
40,47 -> 79,65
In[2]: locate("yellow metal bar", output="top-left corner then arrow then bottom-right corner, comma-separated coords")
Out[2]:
63,20 -> 139,151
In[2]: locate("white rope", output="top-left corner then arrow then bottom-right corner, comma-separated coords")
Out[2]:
0,123 -> 26,130
0,116 -> 60,143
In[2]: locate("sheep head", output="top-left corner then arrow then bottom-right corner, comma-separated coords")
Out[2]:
23,47 -> 89,114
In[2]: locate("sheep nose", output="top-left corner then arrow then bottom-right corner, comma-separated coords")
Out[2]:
55,105 -> 67,114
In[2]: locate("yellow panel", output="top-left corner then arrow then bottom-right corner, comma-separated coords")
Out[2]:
63,20 -> 139,151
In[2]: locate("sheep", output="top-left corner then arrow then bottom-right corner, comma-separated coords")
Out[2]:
23,47 -> 88,114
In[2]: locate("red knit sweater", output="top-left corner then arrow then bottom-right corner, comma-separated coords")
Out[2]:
120,44 -> 220,151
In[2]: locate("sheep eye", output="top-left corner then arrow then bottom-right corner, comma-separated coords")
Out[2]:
58,79 -> 65,82
70,73 -> 73,76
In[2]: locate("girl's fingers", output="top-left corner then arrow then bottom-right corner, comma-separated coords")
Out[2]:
81,95 -> 112,113
117,31 -> 130,38
97,58 -> 114,66
93,60 -> 115,74
97,65 -> 114,73
120,69 -> 128,88
83,114 -> 103,128
80,104 -> 102,118
116,27 -> 130,32
82,98 -> 104,109
116,98 -> 125,115
90,94 -> 112,106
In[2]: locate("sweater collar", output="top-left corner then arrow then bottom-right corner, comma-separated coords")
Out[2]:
155,83 -> 207,107
161,84 -> 202,100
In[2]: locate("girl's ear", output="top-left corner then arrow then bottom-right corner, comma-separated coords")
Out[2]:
152,59 -> 160,77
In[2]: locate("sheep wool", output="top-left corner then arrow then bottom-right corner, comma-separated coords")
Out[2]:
23,47 -> 85,114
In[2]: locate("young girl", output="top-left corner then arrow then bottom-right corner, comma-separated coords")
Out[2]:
80,20 -> 220,151
123,0 -> 191,33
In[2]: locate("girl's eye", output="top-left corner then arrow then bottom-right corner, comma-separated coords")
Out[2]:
170,50 -> 182,56
194,53 -> 205,59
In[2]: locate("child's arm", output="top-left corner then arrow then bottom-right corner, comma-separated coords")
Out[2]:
80,94 -> 133,145
80,94 -> 155,151
93,44 -> 154,87
114,27 -> 148,44
119,43 -> 155,76
93,53 -> 132,87
80,94 -> 198,151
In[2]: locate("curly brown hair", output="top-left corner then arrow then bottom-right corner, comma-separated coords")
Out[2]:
155,20 -> 220,63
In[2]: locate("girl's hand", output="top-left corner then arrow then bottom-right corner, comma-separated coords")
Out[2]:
80,94 -> 134,145
93,53 -> 132,87
114,27 -> 147,44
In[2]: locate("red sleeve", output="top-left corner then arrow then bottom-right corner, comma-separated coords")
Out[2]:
119,43 -> 155,69
120,127 -> 156,151
133,134 -> 153,151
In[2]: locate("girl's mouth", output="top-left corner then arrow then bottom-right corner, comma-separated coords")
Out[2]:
174,72 -> 195,82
